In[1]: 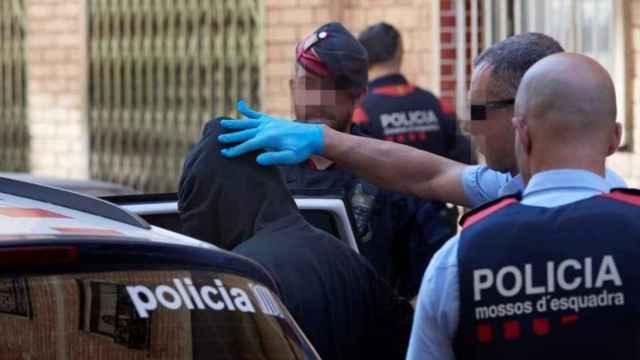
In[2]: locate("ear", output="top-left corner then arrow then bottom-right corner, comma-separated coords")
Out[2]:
607,122 -> 622,156
512,115 -> 530,154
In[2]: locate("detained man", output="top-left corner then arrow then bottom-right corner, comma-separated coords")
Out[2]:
178,118 -> 414,360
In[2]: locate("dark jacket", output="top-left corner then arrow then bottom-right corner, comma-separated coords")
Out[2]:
280,160 -> 449,297
178,118 -> 414,360
280,124 -> 457,297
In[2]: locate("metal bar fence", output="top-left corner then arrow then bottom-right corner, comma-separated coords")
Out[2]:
0,0 -> 29,172
88,0 -> 263,193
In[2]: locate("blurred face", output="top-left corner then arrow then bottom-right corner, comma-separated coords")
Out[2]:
290,65 -> 358,132
466,63 -> 518,174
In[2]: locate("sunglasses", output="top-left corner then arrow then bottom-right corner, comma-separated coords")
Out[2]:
470,99 -> 515,121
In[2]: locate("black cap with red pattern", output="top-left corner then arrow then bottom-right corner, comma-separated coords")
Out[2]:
296,22 -> 368,95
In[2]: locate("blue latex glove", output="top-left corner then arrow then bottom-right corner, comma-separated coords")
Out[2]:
218,100 -> 325,166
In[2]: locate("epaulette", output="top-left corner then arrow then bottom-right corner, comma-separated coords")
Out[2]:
372,84 -> 416,97
603,188 -> 640,207
459,193 -> 521,229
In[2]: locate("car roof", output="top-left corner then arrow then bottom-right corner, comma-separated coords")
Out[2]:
0,177 -> 213,250
0,172 -> 140,196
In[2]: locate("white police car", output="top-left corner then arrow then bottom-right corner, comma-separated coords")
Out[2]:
0,176 -> 319,359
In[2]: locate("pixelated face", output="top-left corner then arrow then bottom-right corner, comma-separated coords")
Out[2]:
466,63 -> 518,174
290,65 -> 357,132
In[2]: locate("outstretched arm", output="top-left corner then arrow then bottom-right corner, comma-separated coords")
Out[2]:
219,101 -> 471,206
323,127 -> 469,205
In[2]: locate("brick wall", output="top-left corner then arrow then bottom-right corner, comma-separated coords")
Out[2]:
263,0 -> 438,117
439,0 -> 456,108
21,0 -> 438,179
608,0 -> 640,187
263,0 -> 334,116
344,0 -> 438,92
439,0 -> 482,112
25,0 -> 89,179
21,0 -> 636,187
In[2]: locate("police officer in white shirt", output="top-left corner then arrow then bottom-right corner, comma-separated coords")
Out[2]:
407,53 -> 639,360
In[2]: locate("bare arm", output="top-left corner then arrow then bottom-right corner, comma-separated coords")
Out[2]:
218,105 -> 471,206
323,127 -> 471,207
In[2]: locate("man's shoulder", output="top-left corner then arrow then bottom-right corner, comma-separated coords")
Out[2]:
234,224 -> 353,267
370,84 -> 439,103
605,168 -> 627,188
428,235 -> 460,272
461,165 -> 516,208
459,194 -> 521,229
411,85 -> 439,99
604,188 -> 640,207
181,118 -> 224,177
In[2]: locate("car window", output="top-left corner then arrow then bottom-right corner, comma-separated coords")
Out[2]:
300,209 -> 341,239
0,271 -> 318,359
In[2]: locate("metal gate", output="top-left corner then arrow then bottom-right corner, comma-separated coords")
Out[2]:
457,0 -> 627,146
88,0 -> 264,193
0,0 -> 29,172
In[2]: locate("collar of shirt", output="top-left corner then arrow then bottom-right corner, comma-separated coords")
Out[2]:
521,169 -> 611,207
497,173 -> 523,198
368,73 -> 408,89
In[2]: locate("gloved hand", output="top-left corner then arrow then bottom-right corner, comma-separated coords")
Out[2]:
218,100 -> 325,165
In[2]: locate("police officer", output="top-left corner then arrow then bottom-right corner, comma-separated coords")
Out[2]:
276,22 -> 441,297
407,53 -> 640,359
354,22 -> 466,292
216,33 -> 626,209
354,22 -> 458,158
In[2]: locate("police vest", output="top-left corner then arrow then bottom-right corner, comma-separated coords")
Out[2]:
352,76 -> 456,156
454,189 -> 640,360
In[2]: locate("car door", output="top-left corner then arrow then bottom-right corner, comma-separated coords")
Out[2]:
104,193 -> 360,253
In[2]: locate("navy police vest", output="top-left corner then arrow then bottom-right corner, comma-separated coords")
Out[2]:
455,189 -> 640,359
352,74 -> 457,156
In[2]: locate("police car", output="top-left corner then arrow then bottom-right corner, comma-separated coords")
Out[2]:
0,176 -> 320,359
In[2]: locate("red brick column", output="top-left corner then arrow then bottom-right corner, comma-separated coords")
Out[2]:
263,0 -> 335,116
439,0 -> 456,108
439,0 -> 482,113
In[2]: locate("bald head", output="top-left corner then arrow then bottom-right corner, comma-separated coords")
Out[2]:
513,53 -> 620,178
516,53 -> 617,141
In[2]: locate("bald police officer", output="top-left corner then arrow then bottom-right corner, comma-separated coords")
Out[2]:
408,53 -> 640,360
354,22 -> 458,159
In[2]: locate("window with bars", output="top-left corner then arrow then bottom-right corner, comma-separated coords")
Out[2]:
0,0 -> 29,172
87,0 -> 264,193
469,0 -> 629,148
